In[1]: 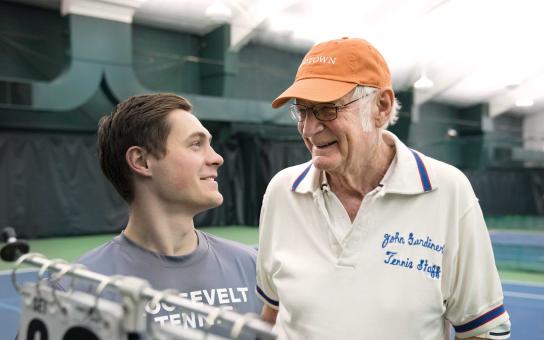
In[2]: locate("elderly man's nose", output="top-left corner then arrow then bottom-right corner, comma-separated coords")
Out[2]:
301,113 -> 323,137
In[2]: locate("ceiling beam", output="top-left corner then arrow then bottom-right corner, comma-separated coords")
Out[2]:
489,72 -> 544,117
413,66 -> 477,106
229,0 -> 299,52
61,0 -> 146,23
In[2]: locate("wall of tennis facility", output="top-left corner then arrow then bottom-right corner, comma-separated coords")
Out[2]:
0,2 -> 542,239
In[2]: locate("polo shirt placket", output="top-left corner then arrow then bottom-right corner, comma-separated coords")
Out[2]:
317,182 -> 384,268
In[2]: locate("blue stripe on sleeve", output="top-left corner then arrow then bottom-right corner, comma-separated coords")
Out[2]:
454,305 -> 506,333
256,285 -> 279,307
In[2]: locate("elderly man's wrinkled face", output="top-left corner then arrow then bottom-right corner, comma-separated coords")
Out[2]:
296,91 -> 379,174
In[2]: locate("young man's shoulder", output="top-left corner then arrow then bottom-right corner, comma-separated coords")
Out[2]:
75,234 -> 124,273
198,230 -> 257,259
56,235 -> 123,290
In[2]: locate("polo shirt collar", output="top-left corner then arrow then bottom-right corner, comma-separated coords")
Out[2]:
291,131 -> 438,195
381,131 -> 438,195
291,161 -> 320,194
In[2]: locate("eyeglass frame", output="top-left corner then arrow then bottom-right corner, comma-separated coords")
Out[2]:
289,90 -> 375,122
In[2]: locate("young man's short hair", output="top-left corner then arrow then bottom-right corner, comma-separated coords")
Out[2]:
97,93 -> 192,202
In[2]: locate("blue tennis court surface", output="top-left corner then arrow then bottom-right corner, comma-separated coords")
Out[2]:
502,282 -> 544,339
490,231 -> 544,247
1,271 -> 542,339
490,231 -> 544,273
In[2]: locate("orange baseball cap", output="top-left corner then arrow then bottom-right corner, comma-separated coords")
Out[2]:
271,37 -> 392,108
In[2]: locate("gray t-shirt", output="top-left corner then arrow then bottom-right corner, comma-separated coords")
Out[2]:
72,229 -> 262,332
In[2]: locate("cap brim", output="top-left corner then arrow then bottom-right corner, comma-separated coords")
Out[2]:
271,78 -> 357,108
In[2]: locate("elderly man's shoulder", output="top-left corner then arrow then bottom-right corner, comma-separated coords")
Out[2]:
267,161 -> 313,188
423,154 -> 474,192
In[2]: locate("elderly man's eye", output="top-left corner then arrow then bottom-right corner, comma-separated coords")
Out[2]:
317,106 -> 337,115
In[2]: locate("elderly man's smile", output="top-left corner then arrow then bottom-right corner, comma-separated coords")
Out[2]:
315,141 -> 338,149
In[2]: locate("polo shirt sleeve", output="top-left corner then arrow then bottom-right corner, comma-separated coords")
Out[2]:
256,190 -> 280,310
444,199 -> 510,338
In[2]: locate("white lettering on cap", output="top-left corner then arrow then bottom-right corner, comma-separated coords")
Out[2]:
301,56 -> 337,65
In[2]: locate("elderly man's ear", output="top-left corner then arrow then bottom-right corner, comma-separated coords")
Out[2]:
374,88 -> 394,128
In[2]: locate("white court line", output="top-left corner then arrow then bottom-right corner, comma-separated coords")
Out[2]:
0,268 -> 37,276
502,280 -> 544,288
2,269 -> 544,300
0,301 -> 21,313
503,291 -> 544,301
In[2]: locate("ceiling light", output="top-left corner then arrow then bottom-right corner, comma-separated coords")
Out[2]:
515,97 -> 534,107
505,79 -> 522,89
205,1 -> 232,23
414,74 -> 434,89
447,128 -> 458,138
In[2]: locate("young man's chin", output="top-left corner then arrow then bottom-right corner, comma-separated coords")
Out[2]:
210,194 -> 224,208
199,193 -> 224,210
185,193 -> 223,215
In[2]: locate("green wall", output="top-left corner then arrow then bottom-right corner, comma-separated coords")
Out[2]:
133,25 -> 201,94
226,43 -> 303,101
0,1 -> 528,171
409,102 -> 464,167
0,2 -> 68,80
0,3 -> 304,104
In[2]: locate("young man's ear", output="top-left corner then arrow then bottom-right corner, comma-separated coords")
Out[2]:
126,146 -> 152,177
374,88 -> 394,128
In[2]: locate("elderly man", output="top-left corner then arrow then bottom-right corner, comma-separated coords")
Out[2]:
256,38 -> 510,339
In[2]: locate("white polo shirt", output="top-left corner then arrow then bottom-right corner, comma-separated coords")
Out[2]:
256,131 -> 509,340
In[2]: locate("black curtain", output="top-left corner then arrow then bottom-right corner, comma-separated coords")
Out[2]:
0,131 -> 127,238
0,130 -> 309,238
1,129 -> 542,238
465,169 -> 544,215
195,133 -> 309,228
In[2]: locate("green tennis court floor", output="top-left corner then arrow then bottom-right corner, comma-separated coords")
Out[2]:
1,226 -> 543,284
0,226 -> 258,272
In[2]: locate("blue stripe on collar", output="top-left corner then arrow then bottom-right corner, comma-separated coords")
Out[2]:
291,164 -> 312,192
410,149 -> 432,192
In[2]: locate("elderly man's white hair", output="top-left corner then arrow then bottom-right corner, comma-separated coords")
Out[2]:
352,85 -> 401,132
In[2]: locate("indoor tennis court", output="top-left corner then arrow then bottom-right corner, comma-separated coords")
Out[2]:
2,0 -> 544,339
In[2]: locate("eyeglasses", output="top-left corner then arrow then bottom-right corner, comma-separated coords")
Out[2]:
289,92 -> 371,122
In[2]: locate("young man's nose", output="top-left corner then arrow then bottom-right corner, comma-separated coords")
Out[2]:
208,147 -> 224,167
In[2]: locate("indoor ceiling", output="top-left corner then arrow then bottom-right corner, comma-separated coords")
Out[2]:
15,0 -> 544,116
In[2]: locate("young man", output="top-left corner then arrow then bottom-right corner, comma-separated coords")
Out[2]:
76,93 -> 262,329
257,38 -> 510,339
